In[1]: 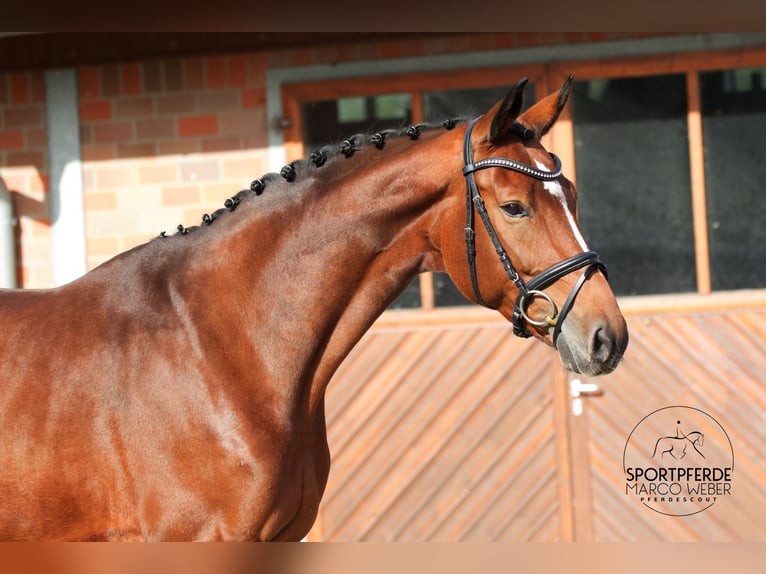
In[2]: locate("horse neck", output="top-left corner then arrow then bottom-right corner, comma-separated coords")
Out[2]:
187,130 -> 461,417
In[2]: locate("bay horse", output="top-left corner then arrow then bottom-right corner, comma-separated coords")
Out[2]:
0,76 -> 627,541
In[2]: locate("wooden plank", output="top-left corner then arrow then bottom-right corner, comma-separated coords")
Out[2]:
410,90 -> 436,311
686,71 -> 712,294
552,362 -> 575,541
581,307 -> 766,541
369,289 -> 766,330
281,63 -> 547,102
550,44 -> 766,81
281,88 -> 305,162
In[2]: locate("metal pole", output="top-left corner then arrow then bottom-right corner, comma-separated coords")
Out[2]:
0,176 -> 17,289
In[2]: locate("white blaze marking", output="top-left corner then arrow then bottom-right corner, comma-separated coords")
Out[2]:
535,160 -> 589,250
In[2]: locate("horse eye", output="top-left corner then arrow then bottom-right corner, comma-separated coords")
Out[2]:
501,202 -> 528,218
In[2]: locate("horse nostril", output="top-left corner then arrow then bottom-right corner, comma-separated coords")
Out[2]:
590,326 -> 614,364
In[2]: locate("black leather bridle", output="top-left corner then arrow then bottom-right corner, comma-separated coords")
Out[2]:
462,116 -> 607,346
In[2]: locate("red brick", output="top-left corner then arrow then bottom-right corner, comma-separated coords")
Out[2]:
159,139 -> 200,155
267,51 -> 293,68
290,49 -> 313,67
337,44 -> 361,62
26,128 -> 47,148
185,59 -> 204,90
243,132 -> 267,149
380,41 -> 402,59
219,110 -> 264,135
102,65 -> 120,97
156,93 -> 196,115
28,172 -> 49,193
79,67 -> 100,99
162,185 -> 200,206
0,75 -> 7,105
164,60 -> 183,92
198,90 -> 239,114
0,130 -> 24,150
530,33 -> 567,47
117,142 -> 156,159
136,118 -> 175,140
585,32 -> 608,42
206,57 -> 226,89
515,33 -> 538,47
80,125 -> 93,145
82,144 -> 117,161
180,160 -> 219,182
143,61 -> 162,93
223,156 -> 262,178
1,173 -> 27,192
357,43 -> 381,61
242,88 -> 265,109
122,63 -> 141,95
313,46 -> 339,65
87,236 -> 119,254
178,115 -> 218,137
19,217 -> 51,237
81,168 -> 94,191
247,54 -> 267,86
398,39 -> 424,58
6,150 -> 44,170
79,100 -> 113,122
227,55 -> 247,87
4,106 -> 43,128
85,193 -> 117,211
93,122 -> 133,144
95,166 -> 137,188
10,74 -> 29,105
564,32 -> 588,44
114,97 -> 154,118
139,164 -> 177,184
29,73 -> 45,104
466,34 -> 494,51
201,135 -> 241,153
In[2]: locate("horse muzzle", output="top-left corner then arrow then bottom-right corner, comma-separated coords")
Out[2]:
555,315 -> 629,376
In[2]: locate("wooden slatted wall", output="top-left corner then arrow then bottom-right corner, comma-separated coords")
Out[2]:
313,317 -> 567,541
307,297 -> 766,541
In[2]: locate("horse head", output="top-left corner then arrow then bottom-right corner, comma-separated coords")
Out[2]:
438,77 -> 629,376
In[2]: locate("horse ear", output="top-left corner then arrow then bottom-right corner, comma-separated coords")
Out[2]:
481,77 -> 528,145
517,74 -> 574,139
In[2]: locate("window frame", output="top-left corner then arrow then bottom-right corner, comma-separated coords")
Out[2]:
280,44 -> 766,309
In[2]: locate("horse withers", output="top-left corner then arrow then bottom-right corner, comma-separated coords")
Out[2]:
0,76 -> 627,540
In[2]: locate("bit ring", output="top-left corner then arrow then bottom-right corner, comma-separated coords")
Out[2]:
519,290 -> 559,327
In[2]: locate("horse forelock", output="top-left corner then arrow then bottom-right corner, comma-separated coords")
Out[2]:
161,118 -> 468,239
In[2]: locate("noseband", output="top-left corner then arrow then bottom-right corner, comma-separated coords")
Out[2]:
462,116 -> 607,346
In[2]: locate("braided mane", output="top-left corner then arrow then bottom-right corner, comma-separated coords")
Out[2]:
162,118 -> 467,238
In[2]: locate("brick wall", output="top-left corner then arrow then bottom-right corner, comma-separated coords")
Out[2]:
78,54 -> 268,271
0,32 -> 674,288
0,71 -> 49,286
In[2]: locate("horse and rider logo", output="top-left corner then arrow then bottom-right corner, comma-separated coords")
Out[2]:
651,420 -> 705,461
623,406 -> 734,517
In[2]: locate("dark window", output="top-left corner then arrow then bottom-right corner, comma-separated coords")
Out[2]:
700,67 -> 766,290
302,94 -> 412,151
300,84 -> 559,309
301,94 -> 421,309
571,74 -> 696,296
